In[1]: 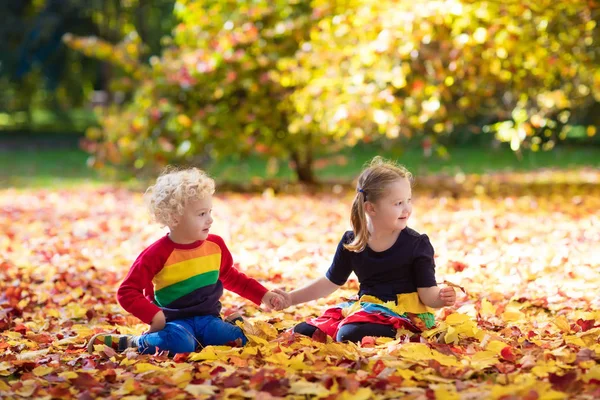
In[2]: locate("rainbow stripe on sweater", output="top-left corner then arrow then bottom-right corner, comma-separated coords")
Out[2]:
153,241 -> 221,307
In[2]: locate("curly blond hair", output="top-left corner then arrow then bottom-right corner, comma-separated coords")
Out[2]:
144,167 -> 215,228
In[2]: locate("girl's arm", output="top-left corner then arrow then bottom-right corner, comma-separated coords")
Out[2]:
417,286 -> 456,308
288,276 -> 340,306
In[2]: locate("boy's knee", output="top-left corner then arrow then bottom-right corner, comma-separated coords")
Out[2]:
174,338 -> 197,354
168,330 -> 197,353
238,331 -> 248,346
224,327 -> 247,347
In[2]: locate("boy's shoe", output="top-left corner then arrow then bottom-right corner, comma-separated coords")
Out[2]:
224,312 -> 244,325
87,333 -> 138,353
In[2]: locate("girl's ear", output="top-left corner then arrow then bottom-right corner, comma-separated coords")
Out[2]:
364,201 -> 376,216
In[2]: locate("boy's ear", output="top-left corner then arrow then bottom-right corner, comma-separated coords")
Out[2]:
364,201 -> 376,216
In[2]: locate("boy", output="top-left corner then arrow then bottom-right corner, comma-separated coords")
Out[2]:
88,167 -> 283,354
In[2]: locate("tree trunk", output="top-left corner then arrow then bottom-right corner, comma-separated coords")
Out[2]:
290,133 -> 315,184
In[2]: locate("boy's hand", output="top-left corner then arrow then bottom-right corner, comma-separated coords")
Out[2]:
271,288 -> 292,310
438,286 -> 456,306
261,290 -> 290,311
146,310 -> 166,333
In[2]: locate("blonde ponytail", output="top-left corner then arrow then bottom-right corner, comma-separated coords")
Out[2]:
345,191 -> 369,252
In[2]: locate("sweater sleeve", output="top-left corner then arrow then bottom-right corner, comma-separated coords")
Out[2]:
212,235 -> 268,305
117,248 -> 163,324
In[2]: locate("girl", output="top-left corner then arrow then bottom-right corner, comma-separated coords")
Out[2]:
275,157 -> 456,343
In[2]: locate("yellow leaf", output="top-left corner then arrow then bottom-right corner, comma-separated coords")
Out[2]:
480,298 -> 497,317
241,346 -> 258,356
185,384 -> 218,396
289,380 -> 330,397
486,340 -> 508,354
171,370 -> 192,387
245,334 -> 269,346
396,369 -> 417,380
289,353 -> 308,371
445,313 -> 471,325
46,309 -> 60,318
16,349 -> 49,360
339,387 -> 373,400
32,365 -> 55,377
0,380 -> 11,391
115,378 -> 137,395
188,347 -> 219,361
120,358 -> 137,367
65,303 -> 88,319
538,387 -> 568,400
3,331 -> 22,339
134,363 -> 163,373
444,326 -> 458,344
583,365 -> 600,383
564,335 -> 586,347
553,316 -> 571,333
470,351 -> 498,370
501,309 -> 525,322
15,380 -> 36,397
59,371 -> 79,379
532,362 -> 559,378
398,343 -> 433,361
264,352 -> 291,366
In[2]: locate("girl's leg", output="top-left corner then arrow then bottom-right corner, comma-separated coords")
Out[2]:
197,316 -> 247,346
335,323 -> 396,343
138,319 -> 197,354
293,322 -> 320,337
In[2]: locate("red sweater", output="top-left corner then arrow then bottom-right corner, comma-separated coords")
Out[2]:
117,234 -> 268,324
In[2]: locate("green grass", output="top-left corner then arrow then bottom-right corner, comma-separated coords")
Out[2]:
0,149 -> 102,188
0,108 -> 97,133
211,143 -> 600,183
1,144 -> 599,189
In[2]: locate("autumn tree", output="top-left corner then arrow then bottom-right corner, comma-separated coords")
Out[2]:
66,0 -> 599,182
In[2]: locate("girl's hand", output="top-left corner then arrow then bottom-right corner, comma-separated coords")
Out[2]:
271,288 -> 293,310
261,291 -> 286,311
438,286 -> 456,306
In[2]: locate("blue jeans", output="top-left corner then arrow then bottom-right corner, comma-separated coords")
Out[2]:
138,315 -> 247,354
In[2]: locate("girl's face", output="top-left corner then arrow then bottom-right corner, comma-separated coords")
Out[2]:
367,178 -> 412,232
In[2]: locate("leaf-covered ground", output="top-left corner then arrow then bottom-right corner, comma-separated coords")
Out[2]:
1,175 -> 600,399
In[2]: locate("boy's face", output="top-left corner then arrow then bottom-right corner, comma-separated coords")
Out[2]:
171,195 -> 213,243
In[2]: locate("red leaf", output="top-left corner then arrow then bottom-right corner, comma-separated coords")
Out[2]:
14,324 -> 27,335
500,346 -> 517,363
372,359 -> 386,376
70,373 -> 102,389
549,371 -> 578,392
311,329 -> 328,343
222,374 -> 244,388
449,261 -> 468,272
361,336 -> 376,348
260,378 -> 290,396
576,319 -> 596,332
173,353 -> 189,363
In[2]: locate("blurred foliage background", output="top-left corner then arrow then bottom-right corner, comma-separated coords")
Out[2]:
1,0 -> 599,184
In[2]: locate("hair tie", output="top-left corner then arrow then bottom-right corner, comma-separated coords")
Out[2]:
357,188 -> 367,201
